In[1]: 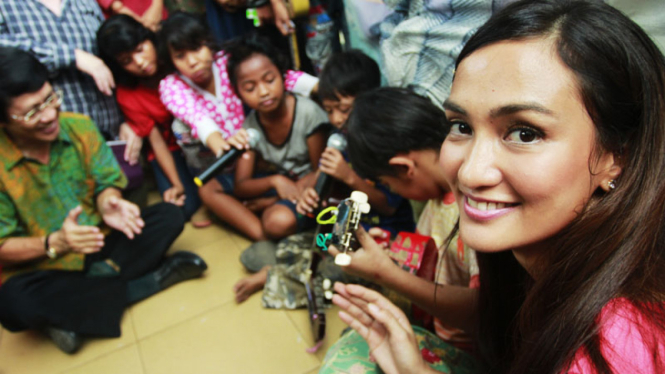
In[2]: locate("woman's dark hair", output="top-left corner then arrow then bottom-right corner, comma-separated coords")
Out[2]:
156,12 -> 217,74
0,47 -> 49,124
456,1 -> 665,373
97,15 -> 156,87
347,87 -> 448,181
224,34 -> 289,94
318,50 -> 381,102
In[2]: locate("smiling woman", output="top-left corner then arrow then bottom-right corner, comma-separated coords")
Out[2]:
328,1 -> 665,373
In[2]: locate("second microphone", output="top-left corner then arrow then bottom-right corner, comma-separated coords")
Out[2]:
194,128 -> 262,187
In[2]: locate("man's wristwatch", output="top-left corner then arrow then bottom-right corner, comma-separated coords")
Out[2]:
44,232 -> 58,259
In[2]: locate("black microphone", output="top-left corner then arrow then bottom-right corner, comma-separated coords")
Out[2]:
314,133 -> 347,201
194,128 -> 261,187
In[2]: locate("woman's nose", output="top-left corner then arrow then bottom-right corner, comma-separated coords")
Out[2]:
457,138 -> 502,191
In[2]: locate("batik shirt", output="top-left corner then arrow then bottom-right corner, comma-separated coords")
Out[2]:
0,112 -> 127,282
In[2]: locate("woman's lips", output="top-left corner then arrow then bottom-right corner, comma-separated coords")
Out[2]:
463,196 -> 518,221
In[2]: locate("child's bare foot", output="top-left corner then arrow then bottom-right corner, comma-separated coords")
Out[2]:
191,206 -> 212,228
244,197 -> 278,213
233,266 -> 270,303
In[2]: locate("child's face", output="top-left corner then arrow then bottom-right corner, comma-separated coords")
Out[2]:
322,95 -> 355,129
169,45 -> 214,86
116,40 -> 158,78
235,53 -> 285,113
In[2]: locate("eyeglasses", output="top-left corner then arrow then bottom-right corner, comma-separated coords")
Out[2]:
10,89 -> 63,124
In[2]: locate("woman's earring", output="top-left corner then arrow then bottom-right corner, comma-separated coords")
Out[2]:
608,179 -> 617,190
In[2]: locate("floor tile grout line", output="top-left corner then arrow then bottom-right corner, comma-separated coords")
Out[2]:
134,298 -> 236,343
55,342 -> 139,374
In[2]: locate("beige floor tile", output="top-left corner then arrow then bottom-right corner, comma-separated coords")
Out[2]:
169,223 -> 231,254
60,344 -> 143,374
0,314 -> 136,374
284,305 -> 348,362
130,235 -> 246,339
139,296 -> 320,374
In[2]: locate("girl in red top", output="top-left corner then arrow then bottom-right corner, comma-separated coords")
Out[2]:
97,15 -> 207,224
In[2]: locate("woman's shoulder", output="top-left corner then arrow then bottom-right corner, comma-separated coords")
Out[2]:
567,298 -> 665,374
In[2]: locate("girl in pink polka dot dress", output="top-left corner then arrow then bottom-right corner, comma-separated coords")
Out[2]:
157,13 -> 318,240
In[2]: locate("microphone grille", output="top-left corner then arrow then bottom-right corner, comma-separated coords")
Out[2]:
327,133 -> 347,151
246,128 -> 262,148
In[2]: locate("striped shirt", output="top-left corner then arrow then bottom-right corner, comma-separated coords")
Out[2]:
0,0 -> 123,136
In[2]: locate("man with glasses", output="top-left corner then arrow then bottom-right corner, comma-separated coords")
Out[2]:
0,0 -> 143,164
0,47 -> 207,354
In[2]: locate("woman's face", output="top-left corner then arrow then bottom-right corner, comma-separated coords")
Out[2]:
170,45 -> 214,86
440,39 -> 618,256
235,53 -> 285,113
117,40 -> 158,78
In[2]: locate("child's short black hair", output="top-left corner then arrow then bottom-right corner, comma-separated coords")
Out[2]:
0,47 -> 50,124
224,34 -> 289,94
157,12 -> 217,74
97,15 -> 156,87
318,50 -> 381,101
347,87 -> 448,181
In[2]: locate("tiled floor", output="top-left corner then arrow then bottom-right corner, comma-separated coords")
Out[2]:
0,204 -> 347,374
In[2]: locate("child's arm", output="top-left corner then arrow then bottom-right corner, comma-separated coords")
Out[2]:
319,148 -> 396,216
141,0 -> 164,31
234,151 -> 299,201
294,129 -> 326,190
159,75 -> 226,152
148,127 -> 185,206
328,227 -> 479,333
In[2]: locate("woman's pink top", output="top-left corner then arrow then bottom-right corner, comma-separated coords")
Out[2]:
566,298 -> 664,373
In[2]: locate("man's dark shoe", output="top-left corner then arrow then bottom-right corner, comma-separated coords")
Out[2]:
44,326 -> 83,354
155,251 -> 208,290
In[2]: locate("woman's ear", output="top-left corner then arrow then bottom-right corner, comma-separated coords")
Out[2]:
387,155 -> 416,179
598,152 -> 623,192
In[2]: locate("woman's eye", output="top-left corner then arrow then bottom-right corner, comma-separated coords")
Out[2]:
450,122 -> 472,135
505,127 -> 542,144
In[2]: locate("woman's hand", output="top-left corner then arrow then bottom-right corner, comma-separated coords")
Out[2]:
52,205 -> 106,254
333,283 -> 435,374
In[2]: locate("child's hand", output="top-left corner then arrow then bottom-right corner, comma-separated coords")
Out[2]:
206,132 -> 231,157
320,147 -> 353,185
296,187 -> 320,215
227,129 -> 251,151
272,175 -> 299,202
328,226 -> 396,281
163,185 -> 186,207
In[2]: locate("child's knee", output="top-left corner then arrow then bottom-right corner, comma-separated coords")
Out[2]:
262,205 -> 297,239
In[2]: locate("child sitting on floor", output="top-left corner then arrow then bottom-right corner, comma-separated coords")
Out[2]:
157,13 -> 318,240
294,50 -> 415,238
232,52 -> 415,303
97,15 -> 210,226
226,35 -> 328,241
331,87 -> 478,350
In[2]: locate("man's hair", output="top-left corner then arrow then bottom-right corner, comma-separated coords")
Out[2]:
0,47 -> 49,124
318,50 -> 381,101
347,87 -> 448,181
